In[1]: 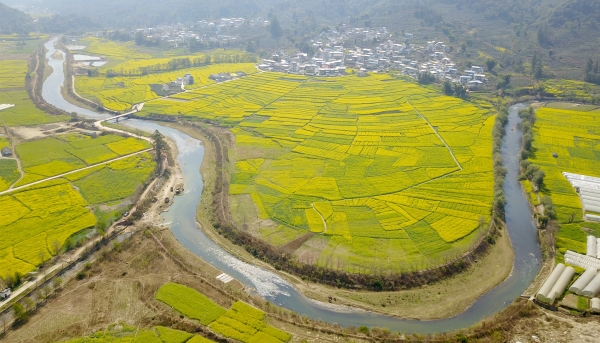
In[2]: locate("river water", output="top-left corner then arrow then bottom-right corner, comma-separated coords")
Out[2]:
41,37 -> 542,333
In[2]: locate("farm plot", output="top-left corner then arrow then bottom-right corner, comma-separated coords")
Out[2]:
137,72 -> 495,272
528,106 -> 600,260
75,63 -> 258,111
63,325 -> 213,343
14,133 -> 151,187
156,283 -> 291,343
0,179 -> 97,279
0,151 -> 155,279
0,59 -> 69,126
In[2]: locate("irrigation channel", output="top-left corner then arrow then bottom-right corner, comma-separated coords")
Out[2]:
42,37 -> 541,333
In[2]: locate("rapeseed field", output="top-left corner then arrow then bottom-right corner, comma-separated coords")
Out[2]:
528,105 -> 600,260
156,283 -> 291,343
63,325 -> 211,342
0,180 -> 96,278
136,71 -> 495,271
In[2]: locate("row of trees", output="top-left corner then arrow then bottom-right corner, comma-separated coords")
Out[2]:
492,106 -> 509,219
517,107 -> 555,227
104,54 -> 257,78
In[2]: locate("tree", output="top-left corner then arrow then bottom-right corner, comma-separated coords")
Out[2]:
12,303 -> 29,323
442,80 -> 454,95
417,72 -> 435,85
453,83 -> 467,99
51,240 -> 62,256
485,58 -> 497,72
135,31 -> 145,45
496,74 -> 511,90
269,16 -> 283,45
531,51 -> 543,80
531,169 -> 546,189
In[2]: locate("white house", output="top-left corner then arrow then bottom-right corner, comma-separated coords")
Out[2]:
472,66 -> 484,73
0,288 -> 11,299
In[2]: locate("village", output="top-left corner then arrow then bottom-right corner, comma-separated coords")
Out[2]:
258,30 -> 488,90
88,18 -> 489,90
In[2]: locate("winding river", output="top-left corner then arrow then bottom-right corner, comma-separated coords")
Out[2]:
42,37 -> 541,333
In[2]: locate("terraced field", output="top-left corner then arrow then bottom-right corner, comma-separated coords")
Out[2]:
528,105 -> 600,261
156,283 -> 291,343
138,72 -> 496,271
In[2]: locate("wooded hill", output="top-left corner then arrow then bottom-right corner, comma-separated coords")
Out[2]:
0,2 -> 33,34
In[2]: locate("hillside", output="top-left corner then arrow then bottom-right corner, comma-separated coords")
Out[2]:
0,2 -> 33,34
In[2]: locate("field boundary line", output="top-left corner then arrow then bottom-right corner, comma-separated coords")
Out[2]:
0,148 -> 153,196
407,100 -> 462,171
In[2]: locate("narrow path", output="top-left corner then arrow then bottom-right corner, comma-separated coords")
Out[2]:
0,148 -> 153,196
311,203 -> 328,233
9,151 -> 24,190
2,127 -> 25,190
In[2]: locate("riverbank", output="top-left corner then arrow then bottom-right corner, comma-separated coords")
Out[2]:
164,121 -> 516,320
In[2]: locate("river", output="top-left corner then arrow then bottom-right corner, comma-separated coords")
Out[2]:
41,37 -> 542,333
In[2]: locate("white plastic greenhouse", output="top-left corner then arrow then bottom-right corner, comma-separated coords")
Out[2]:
587,235 -> 597,257
591,298 -> 600,313
536,263 -> 565,303
582,273 -> 600,297
569,268 -> 597,295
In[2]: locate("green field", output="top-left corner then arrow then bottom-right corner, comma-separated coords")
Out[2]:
63,325 -> 213,343
0,55 -> 70,126
134,71 -> 495,271
0,135 -> 20,191
529,106 -> 600,260
0,159 -> 20,191
14,133 -> 151,187
156,283 -> 291,343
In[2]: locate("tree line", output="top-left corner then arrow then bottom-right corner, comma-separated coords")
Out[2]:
104,54 -> 257,78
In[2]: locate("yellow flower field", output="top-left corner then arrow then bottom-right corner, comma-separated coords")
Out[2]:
529,105 -> 600,261
135,71 -> 495,271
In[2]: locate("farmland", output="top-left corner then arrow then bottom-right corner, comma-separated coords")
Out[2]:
0,179 -> 97,278
0,148 -> 156,279
63,325 -> 213,343
528,105 -> 600,260
72,36 -> 258,111
0,36 -> 70,126
156,283 -> 291,343
0,135 -> 19,191
75,63 -> 258,111
0,132 -> 155,279
136,71 -> 495,272
14,133 -> 151,187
